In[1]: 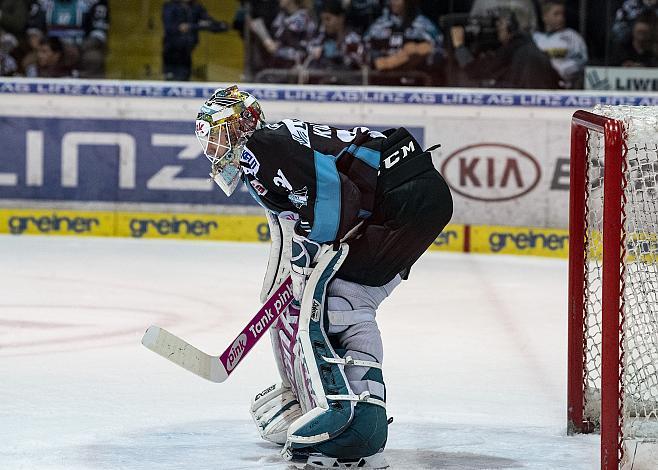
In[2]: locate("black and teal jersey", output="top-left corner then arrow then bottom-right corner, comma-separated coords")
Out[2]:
240,119 -> 386,243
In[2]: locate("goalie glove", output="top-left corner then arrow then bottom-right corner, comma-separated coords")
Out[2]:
250,383 -> 303,445
290,228 -> 330,301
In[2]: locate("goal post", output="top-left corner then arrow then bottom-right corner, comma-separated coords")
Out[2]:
568,106 -> 658,470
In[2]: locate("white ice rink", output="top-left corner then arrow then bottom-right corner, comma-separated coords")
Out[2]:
0,235 -> 600,469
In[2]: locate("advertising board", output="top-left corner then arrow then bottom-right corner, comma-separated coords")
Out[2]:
2,78 -> 656,237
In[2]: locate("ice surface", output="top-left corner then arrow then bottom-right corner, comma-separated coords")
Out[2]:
0,236 -> 600,469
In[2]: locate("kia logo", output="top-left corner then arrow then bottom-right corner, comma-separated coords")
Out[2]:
440,143 -> 541,202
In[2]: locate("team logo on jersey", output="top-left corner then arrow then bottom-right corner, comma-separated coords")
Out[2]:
288,186 -> 308,209
250,179 -> 268,196
240,148 -> 260,176
282,119 -> 311,148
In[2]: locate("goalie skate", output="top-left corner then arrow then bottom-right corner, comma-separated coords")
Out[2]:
287,452 -> 388,469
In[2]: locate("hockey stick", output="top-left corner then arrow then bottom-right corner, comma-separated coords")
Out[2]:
141,276 -> 294,383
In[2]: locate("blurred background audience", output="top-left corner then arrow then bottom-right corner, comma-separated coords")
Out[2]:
305,0 -> 364,84
0,0 -> 655,89
611,0 -> 657,45
26,0 -> 109,78
0,27 -> 18,75
470,0 -> 538,32
364,0 -> 443,85
450,6 -> 560,88
611,11 -> 657,66
248,0 -> 315,81
162,0 -> 228,81
343,0 -> 383,34
24,35 -> 70,77
533,0 -> 588,88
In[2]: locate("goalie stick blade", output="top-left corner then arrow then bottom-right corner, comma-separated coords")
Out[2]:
141,326 -> 228,383
141,276 -> 295,383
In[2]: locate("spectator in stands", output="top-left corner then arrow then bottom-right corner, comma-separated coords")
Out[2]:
344,0 -> 385,34
27,0 -> 109,78
533,0 -> 587,88
162,0 -> 228,81
451,8 -> 560,88
612,0 -> 658,47
611,13 -> 657,67
313,1 -> 388,34
0,28 -> 18,76
233,0 -> 279,79
249,0 -> 316,71
234,0 -> 279,40
23,36 -> 70,77
470,0 -> 538,32
0,0 -> 31,39
422,0 -> 473,24
306,0 -> 364,83
235,0 -> 280,35
364,0 -> 444,85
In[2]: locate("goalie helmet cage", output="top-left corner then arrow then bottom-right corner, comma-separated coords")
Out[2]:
568,106 -> 658,470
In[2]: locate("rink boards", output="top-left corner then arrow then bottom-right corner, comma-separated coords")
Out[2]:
0,207 -> 569,258
5,78 -> 655,259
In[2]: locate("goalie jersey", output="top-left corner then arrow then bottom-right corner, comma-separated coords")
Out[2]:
240,120 -> 386,243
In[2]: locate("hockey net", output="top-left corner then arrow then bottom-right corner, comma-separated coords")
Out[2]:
568,106 -> 658,470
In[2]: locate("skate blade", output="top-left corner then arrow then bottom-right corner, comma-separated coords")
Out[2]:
289,452 -> 388,469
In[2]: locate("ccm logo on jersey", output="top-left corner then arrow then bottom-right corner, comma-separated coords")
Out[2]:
382,141 -> 416,169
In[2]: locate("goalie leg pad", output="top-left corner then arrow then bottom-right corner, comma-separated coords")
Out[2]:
262,211 -> 301,388
311,278 -> 394,459
250,382 -> 303,445
283,244 -> 388,460
270,301 -> 301,391
260,211 -> 298,303
286,244 -> 354,443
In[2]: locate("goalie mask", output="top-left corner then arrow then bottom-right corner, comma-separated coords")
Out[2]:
195,85 -> 265,196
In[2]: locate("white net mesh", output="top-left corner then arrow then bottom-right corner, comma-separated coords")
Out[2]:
582,106 -> 658,452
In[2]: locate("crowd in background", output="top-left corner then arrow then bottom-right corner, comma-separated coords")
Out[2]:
162,0 -> 228,81
237,0 -> 658,87
0,0 -> 108,78
0,0 -> 656,88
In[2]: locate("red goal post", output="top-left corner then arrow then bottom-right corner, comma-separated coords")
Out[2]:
568,107 -> 658,470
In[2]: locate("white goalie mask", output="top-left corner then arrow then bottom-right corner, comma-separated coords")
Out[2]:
195,85 -> 265,196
